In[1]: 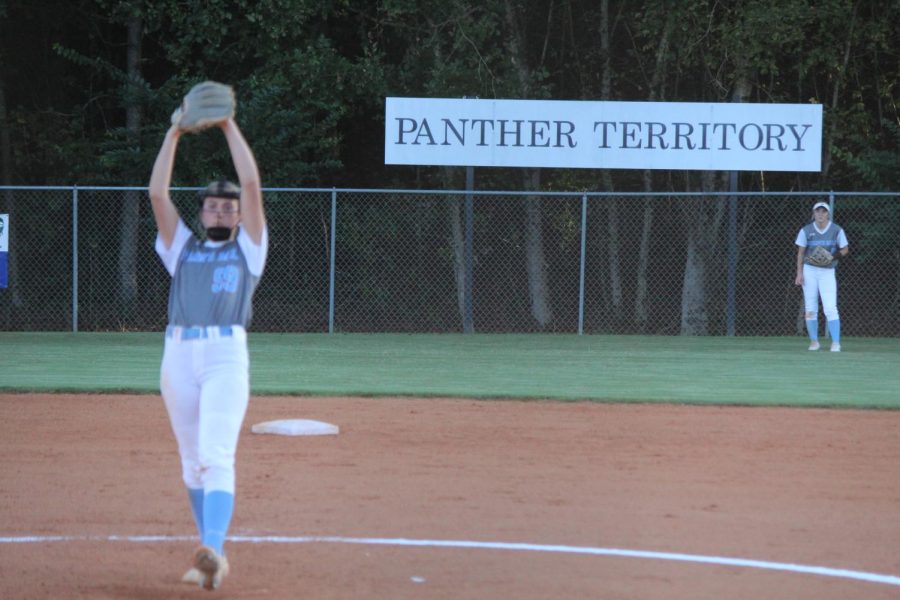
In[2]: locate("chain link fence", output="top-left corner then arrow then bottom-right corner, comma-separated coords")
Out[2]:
1,186 -> 897,336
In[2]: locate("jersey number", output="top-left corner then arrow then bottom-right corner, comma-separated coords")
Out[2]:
212,266 -> 240,293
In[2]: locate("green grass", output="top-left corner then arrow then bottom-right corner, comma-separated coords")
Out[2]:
1,332 -> 898,408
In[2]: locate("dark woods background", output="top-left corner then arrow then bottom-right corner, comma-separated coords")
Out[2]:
0,1 -> 897,335
1,0 -> 896,190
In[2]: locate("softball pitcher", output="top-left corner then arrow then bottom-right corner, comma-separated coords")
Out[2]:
149,84 -> 267,590
794,201 -> 848,352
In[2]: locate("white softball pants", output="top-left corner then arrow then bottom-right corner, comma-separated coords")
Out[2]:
160,326 -> 250,494
802,264 -> 839,321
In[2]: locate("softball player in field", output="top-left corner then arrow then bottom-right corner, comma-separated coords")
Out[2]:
794,201 -> 848,352
149,116 -> 267,590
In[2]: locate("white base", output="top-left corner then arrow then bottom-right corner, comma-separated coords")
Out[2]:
251,419 -> 339,436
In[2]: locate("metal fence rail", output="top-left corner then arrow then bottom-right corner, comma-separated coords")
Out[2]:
1,187 -> 897,336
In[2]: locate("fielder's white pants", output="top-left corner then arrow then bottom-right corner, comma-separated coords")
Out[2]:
160,326 -> 250,494
802,264 -> 839,321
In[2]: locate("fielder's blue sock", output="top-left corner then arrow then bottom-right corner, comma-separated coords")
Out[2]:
827,319 -> 841,343
187,487 -> 204,538
202,490 -> 234,555
805,319 -> 818,341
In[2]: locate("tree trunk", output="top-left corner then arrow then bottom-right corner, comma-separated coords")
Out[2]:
523,169 -> 552,328
680,236 -> 707,335
634,11 -> 674,331
503,0 -> 553,329
604,199 -> 623,327
679,171 -> 727,335
634,182 -> 653,332
598,0 -> 623,327
678,69 -> 753,335
820,1 -> 858,182
447,195 -> 467,329
117,16 -> 142,307
429,27 -> 471,332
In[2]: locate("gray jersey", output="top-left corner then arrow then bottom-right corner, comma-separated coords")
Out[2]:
167,233 -> 261,327
799,222 -> 845,269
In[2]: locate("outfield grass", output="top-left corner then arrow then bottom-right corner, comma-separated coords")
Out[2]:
1,332 -> 898,408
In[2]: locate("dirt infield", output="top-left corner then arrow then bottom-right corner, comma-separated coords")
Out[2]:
1,393 -> 899,599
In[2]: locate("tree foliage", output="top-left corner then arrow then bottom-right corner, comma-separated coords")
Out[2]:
0,0 -> 895,189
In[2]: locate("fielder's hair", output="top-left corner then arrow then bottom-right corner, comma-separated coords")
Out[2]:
197,179 -> 241,206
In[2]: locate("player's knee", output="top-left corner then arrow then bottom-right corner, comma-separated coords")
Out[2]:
824,309 -> 839,321
804,311 -> 817,320
182,463 -> 203,489
198,461 -> 236,494
202,470 -> 235,495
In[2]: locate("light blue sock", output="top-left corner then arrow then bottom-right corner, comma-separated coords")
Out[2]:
202,491 -> 234,555
827,319 -> 840,343
805,319 -> 818,341
187,488 -> 204,538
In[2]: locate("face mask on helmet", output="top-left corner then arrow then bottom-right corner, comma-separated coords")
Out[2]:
198,179 -> 241,242
205,226 -> 233,241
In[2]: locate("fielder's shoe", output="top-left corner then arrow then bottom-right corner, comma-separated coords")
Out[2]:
830,343 -> 841,352
808,341 -> 820,351
182,555 -> 230,585
192,545 -> 230,590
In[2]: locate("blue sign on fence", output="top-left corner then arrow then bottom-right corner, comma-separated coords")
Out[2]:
0,214 -> 8,288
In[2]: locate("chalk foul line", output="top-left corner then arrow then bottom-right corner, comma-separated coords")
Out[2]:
2,534 -> 898,588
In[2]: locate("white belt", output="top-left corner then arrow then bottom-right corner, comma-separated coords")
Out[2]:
165,325 -> 243,341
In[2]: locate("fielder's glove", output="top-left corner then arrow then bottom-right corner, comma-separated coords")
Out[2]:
171,81 -> 235,133
805,246 -> 835,267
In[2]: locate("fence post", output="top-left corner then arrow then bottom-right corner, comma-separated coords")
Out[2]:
72,185 -> 78,333
726,174 -> 738,336
329,188 -> 337,334
463,167 -> 474,334
462,95 -> 478,334
578,194 -> 587,335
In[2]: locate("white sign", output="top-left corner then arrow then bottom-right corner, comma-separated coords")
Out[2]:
385,98 -> 822,172
0,214 -> 7,252
0,213 -> 7,289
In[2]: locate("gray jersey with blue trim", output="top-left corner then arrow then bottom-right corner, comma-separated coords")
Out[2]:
168,235 -> 260,327
802,222 -> 844,269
